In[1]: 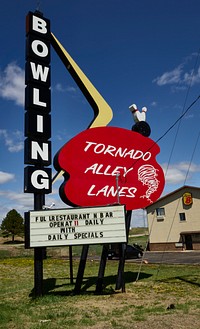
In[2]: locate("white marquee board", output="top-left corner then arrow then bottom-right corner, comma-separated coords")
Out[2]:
25,205 -> 127,248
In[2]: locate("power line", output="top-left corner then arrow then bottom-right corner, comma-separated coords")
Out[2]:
155,94 -> 200,145
156,48 -> 200,146
124,93 -> 200,175
134,50 -> 200,283
184,130 -> 200,184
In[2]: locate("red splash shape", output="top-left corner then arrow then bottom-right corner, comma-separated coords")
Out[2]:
54,127 -> 165,210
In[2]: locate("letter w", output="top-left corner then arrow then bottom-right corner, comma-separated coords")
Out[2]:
30,62 -> 49,82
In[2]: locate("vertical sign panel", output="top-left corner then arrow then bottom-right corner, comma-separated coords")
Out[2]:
24,11 -> 52,194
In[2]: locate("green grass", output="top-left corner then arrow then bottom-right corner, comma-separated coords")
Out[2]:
0,237 -> 147,260
0,254 -> 200,329
129,227 -> 148,235
0,231 -> 199,328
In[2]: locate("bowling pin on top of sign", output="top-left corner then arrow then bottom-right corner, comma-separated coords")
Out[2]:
129,104 -> 151,137
129,104 -> 147,122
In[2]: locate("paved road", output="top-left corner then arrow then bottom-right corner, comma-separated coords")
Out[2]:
74,251 -> 200,265
133,251 -> 200,265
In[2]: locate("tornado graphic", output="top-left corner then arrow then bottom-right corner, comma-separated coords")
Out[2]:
138,164 -> 159,203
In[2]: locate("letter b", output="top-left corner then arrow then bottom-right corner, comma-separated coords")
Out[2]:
33,15 -> 47,34
26,12 -> 50,38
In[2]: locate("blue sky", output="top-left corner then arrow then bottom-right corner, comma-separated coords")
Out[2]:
1,0 -> 200,227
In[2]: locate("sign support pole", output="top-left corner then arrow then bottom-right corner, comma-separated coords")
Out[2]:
34,193 -> 45,297
125,210 -> 132,238
115,210 -> 132,291
95,244 -> 108,293
115,243 -> 126,291
69,246 -> 74,284
74,245 -> 89,294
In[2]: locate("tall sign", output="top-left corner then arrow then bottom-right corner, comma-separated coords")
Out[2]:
24,11 -> 51,194
24,11 -> 165,295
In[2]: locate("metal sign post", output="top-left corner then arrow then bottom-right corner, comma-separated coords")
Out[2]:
115,210 -> 132,291
34,193 -> 45,296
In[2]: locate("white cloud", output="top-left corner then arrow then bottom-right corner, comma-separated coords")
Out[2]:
0,189 -> 37,214
0,190 -> 29,203
153,65 -> 183,86
0,190 -> 33,222
162,162 -> 200,184
55,83 -> 76,93
0,171 -> 15,184
151,101 -> 157,107
171,85 -> 187,92
176,162 -> 200,172
183,66 -> 200,86
153,53 -> 200,88
0,188 -> 67,222
0,129 -> 23,152
54,129 -> 73,142
164,167 -> 186,184
0,62 -> 25,106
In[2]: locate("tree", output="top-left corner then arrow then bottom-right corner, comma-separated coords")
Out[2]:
1,209 -> 24,242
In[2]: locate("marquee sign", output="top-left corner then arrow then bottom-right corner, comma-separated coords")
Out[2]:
25,205 -> 126,248
24,11 -> 52,194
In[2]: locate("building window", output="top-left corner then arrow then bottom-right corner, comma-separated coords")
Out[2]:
156,208 -> 165,221
156,208 -> 165,216
179,213 -> 186,221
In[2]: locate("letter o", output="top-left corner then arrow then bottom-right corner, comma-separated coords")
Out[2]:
31,40 -> 49,58
142,152 -> 151,161
94,144 -> 105,154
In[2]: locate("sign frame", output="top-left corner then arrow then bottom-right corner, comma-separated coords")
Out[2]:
25,205 -> 127,248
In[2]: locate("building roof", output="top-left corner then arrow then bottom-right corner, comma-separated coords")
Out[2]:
146,185 -> 200,209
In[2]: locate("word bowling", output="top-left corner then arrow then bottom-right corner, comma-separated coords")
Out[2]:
24,11 -> 52,194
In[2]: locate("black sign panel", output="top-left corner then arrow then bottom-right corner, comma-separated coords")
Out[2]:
25,110 -> 51,139
24,166 -> 52,194
24,11 -> 51,194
